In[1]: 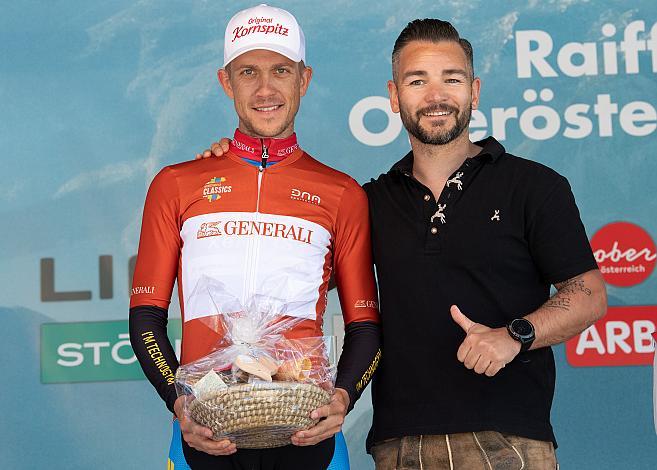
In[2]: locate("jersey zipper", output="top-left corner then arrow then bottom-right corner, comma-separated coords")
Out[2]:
260,142 -> 269,170
244,141 -> 268,304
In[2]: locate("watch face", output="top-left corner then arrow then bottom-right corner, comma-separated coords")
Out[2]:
512,319 -> 534,337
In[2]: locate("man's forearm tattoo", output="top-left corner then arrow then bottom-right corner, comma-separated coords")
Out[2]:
546,297 -> 571,310
555,276 -> 592,296
546,275 -> 592,311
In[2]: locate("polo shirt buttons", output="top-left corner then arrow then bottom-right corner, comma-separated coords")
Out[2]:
430,227 -> 438,235
423,194 -> 431,201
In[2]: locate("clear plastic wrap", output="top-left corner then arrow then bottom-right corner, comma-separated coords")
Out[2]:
175,276 -> 336,448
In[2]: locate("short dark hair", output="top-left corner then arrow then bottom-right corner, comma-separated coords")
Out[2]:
392,19 -> 474,81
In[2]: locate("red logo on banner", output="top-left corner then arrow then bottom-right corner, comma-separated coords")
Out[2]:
566,306 -> 657,367
590,222 -> 656,287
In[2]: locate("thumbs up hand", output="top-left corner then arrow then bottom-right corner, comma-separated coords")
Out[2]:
450,305 -> 521,377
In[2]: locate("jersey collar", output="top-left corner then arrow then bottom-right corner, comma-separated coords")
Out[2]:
229,128 -> 300,163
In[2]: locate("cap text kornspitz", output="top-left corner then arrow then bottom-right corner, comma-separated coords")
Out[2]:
232,23 -> 289,43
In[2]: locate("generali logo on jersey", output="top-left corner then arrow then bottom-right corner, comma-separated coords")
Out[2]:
566,305 -> 657,367
197,220 -> 313,244
354,300 -> 378,309
131,286 -> 155,296
203,177 -> 232,202
590,221 -> 656,287
275,143 -> 299,157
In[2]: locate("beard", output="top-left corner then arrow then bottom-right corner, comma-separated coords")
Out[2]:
400,102 -> 471,145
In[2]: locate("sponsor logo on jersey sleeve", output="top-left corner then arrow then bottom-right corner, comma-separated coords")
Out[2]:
354,300 -> 378,308
131,286 -> 155,296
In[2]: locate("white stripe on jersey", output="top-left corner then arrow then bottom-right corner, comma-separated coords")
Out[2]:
181,212 -> 331,322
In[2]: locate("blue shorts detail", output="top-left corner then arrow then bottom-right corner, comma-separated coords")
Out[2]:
327,430 -> 350,469
168,420 -> 191,469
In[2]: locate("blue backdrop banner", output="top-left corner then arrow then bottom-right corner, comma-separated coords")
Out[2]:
2,1 -> 656,468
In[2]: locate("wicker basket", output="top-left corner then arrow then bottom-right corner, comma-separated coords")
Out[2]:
189,381 -> 331,449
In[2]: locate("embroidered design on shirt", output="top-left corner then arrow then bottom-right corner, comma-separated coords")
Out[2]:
491,210 -> 501,221
446,172 -> 464,191
431,204 -> 447,224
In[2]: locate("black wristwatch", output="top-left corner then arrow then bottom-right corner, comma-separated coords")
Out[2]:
507,318 -> 535,352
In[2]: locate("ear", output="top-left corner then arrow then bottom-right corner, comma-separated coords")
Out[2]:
471,76 -> 481,110
218,68 -> 234,100
387,80 -> 400,113
299,65 -> 313,97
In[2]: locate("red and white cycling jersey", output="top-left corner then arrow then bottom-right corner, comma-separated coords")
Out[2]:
130,130 -> 379,364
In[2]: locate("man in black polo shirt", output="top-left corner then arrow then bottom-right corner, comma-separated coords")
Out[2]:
363,19 -> 607,469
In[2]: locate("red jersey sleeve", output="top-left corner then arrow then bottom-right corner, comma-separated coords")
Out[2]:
333,178 -> 380,325
130,167 -> 181,309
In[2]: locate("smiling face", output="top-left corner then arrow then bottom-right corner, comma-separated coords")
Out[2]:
218,49 -> 313,139
388,40 -> 480,146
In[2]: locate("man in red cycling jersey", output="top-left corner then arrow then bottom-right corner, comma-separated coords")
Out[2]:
129,5 -> 381,469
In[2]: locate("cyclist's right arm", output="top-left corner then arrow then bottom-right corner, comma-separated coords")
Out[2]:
129,167 -> 182,412
127,167 -> 237,456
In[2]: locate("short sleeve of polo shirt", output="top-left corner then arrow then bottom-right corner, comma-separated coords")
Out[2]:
526,174 -> 598,285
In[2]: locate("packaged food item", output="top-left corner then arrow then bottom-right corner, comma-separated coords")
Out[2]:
175,277 -> 336,448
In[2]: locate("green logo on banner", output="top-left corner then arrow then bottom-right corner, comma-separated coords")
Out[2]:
40,319 -> 182,383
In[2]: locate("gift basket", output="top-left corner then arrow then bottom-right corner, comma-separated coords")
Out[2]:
175,277 -> 336,448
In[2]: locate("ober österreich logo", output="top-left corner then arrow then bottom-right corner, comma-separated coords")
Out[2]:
203,177 -> 232,202
590,221 -> 656,287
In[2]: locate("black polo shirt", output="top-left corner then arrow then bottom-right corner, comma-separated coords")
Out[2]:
363,136 -> 597,450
